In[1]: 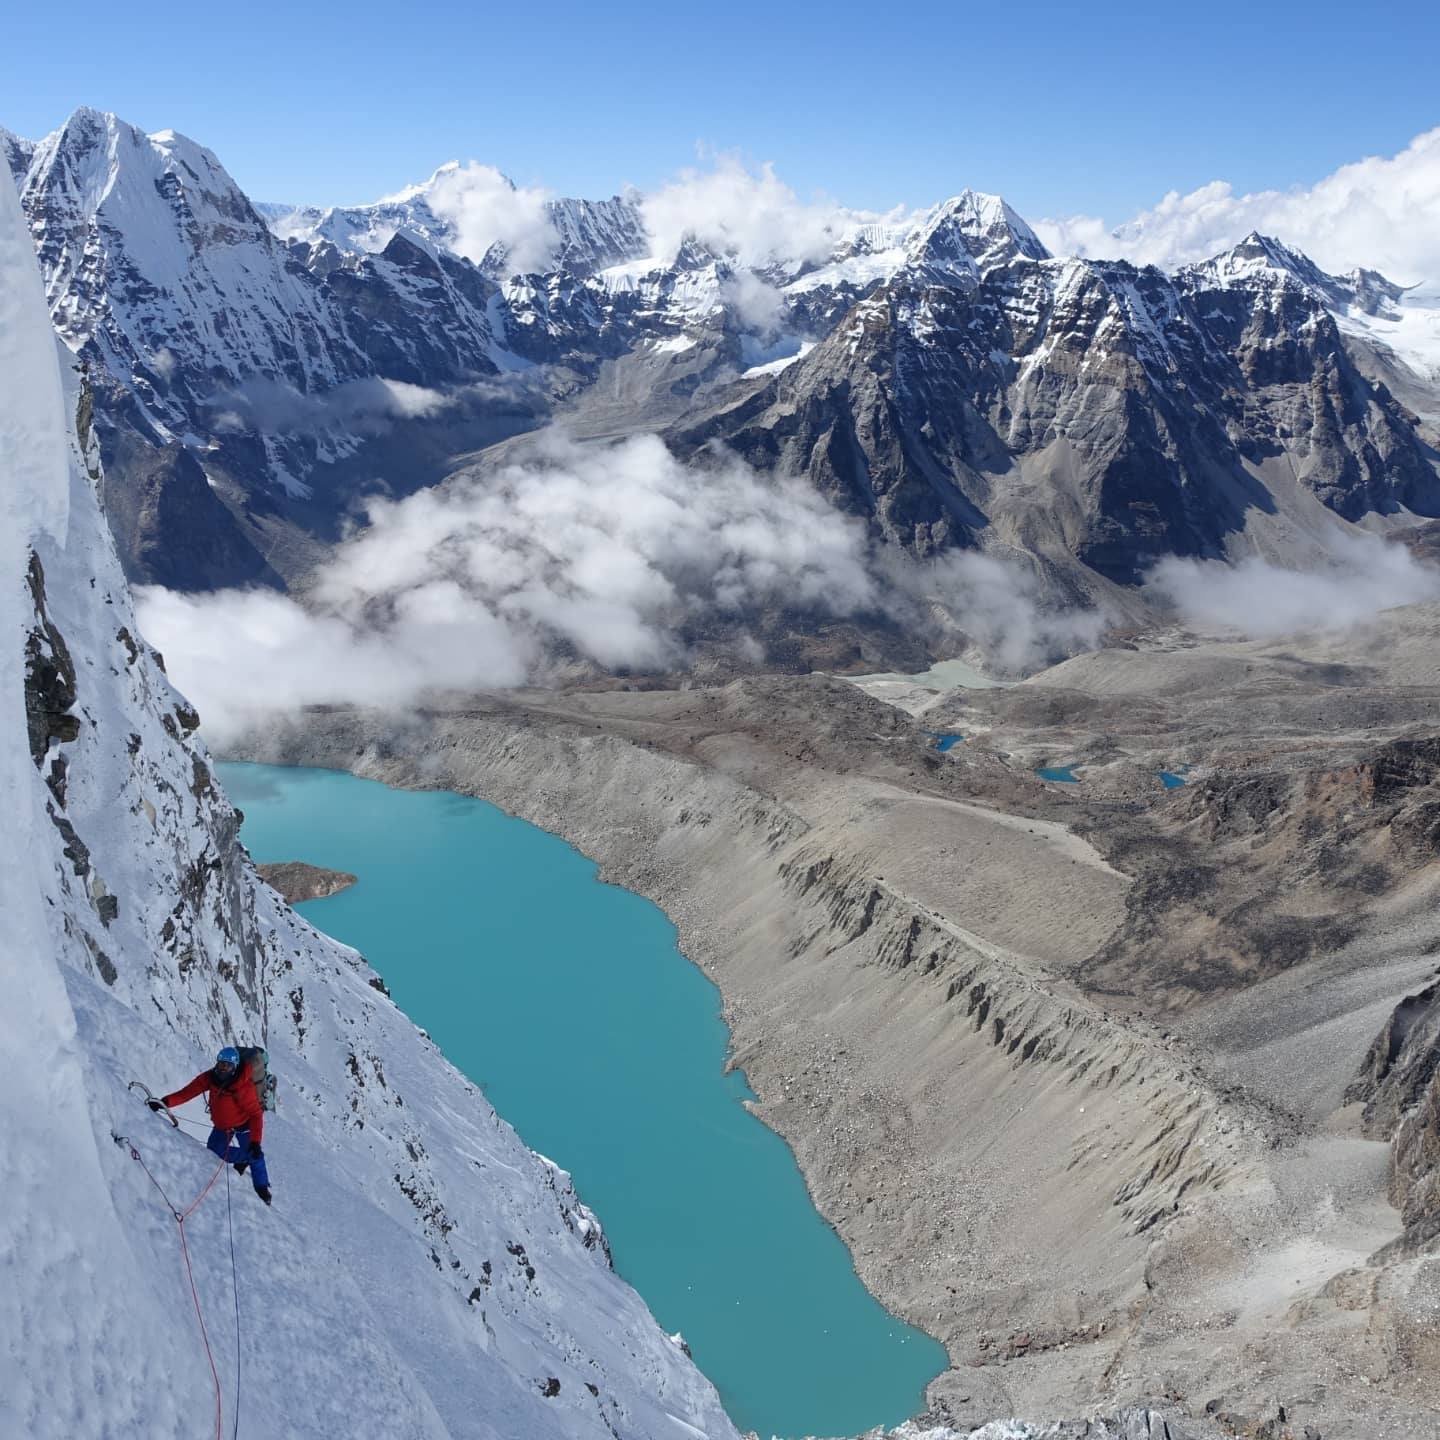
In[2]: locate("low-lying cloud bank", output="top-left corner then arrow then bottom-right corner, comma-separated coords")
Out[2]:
1146,532 -> 1440,637
136,431 -> 1440,744
135,432 -> 1104,741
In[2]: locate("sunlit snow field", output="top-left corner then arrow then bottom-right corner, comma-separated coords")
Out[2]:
220,762 -> 945,1438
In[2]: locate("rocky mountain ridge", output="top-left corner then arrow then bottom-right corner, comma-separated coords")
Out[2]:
672,225 -> 1439,591
8,108 -> 1440,661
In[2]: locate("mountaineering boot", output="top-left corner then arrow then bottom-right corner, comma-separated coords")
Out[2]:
254,1184 -> 272,1206
234,1160 -> 248,1176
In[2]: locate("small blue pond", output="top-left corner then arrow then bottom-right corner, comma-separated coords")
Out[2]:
1159,771 -> 1188,789
1036,765 -> 1080,783
933,734 -> 964,753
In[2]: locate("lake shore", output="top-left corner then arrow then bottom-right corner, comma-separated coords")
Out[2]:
229,661 -> 1440,1437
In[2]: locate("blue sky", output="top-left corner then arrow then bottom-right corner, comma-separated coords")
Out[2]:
5,0 -> 1438,220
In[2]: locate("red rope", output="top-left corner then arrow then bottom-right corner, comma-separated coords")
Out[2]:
178,1204 -> 225,1440
180,1153 -> 229,1223
114,1133 -> 230,1440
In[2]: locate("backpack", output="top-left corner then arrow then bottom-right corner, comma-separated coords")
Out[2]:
237,1045 -> 278,1112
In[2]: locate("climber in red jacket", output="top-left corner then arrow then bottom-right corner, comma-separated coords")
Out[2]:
151,1046 -> 272,1204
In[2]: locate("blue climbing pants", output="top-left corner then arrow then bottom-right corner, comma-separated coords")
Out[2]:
207,1125 -> 270,1188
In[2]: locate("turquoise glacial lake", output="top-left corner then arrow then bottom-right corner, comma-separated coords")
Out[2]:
219,763 -> 946,1438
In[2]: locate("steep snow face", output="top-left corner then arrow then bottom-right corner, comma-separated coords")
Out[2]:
22,108 -> 363,425
18,110 -> 510,449
0,168 -> 738,1440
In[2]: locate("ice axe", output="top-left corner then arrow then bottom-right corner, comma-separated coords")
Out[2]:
127,1079 -> 178,1126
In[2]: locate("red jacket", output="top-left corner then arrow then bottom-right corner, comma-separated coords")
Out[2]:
164,1063 -> 264,1145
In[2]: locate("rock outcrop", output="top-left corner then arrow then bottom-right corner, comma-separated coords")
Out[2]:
255,859 -> 358,902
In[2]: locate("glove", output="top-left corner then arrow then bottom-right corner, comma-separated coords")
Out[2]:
147,1099 -> 165,1113
249,1143 -> 264,1160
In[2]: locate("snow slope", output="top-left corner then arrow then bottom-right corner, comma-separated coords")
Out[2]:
0,164 -> 738,1440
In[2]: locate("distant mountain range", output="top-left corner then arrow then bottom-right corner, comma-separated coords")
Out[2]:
6,107 -> 1439,643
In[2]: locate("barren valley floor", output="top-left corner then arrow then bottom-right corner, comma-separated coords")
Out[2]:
234,605 -> 1440,1439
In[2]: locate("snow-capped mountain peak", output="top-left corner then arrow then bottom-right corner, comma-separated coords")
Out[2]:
903,189 -> 1051,280
21,105 -> 346,413
261,166 -> 459,261
1180,229 -> 1411,320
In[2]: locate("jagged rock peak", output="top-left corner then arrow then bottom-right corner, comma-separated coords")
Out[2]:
545,192 -> 648,273
264,166 -> 647,277
905,188 -> 1051,277
3,126 -> 36,185
1182,229 -> 1408,318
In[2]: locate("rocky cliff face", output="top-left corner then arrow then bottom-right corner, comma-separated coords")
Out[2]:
673,226 -> 1440,590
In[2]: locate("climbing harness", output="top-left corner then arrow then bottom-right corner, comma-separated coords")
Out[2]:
113,1112 -> 244,1440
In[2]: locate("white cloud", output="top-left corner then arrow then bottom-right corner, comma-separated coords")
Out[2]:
1034,127 -> 1440,284
425,162 -> 558,273
209,375 -> 459,436
640,153 -> 867,269
310,430 -> 881,666
722,269 -> 786,334
899,551 -> 1110,673
136,583 -> 532,744
136,429 -> 1105,739
379,378 -> 453,419
1144,531 -> 1440,638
